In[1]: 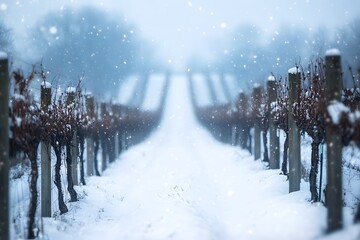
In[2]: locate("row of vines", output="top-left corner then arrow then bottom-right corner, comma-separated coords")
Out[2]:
189,49 -> 360,233
0,54 -> 169,239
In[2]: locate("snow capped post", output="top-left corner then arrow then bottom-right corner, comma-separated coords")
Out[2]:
267,76 -> 280,169
252,84 -> 262,160
325,48 -> 343,232
66,87 -> 79,185
40,81 -> 52,218
288,67 -> 301,193
85,94 -> 95,176
0,52 -> 9,240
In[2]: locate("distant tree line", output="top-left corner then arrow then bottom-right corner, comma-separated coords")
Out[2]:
0,21 -> 13,54
188,18 -> 360,89
3,7 -> 157,97
31,7 -> 159,96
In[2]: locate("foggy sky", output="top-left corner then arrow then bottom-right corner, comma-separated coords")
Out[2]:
1,0 -> 360,70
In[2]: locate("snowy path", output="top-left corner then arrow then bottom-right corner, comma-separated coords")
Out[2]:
46,75 -> 332,239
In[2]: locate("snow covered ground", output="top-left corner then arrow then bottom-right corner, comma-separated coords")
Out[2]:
116,75 -> 141,105
141,73 -> 166,111
43,75 -> 360,240
191,73 -> 213,107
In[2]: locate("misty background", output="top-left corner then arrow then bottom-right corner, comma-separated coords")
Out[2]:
1,0 -> 360,96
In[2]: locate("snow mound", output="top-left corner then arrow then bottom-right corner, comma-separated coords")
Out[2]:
325,48 -> 341,57
268,75 -> 275,81
288,67 -> 299,74
66,86 -> 76,93
0,51 -> 7,60
327,101 -> 349,124
41,81 -> 52,89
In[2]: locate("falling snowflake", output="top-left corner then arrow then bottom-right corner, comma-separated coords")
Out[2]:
0,3 -> 7,10
49,26 -> 58,34
220,22 -> 227,28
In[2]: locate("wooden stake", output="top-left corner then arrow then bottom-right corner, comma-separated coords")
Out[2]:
100,102 -> 107,171
288,67 -> 301,193
66,89 -> 78,185
40,82 -> 52,217
86,95 -> 95,176
268,78 -> 280,169
0,52 -> 9,240
325,49 -> 343,232
252,85 -> 262,160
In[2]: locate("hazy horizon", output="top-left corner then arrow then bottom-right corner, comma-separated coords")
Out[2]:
2,0 -> 360,70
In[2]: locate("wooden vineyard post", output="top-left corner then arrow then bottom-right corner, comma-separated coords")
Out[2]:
252,85 -> 262,160
108,103 -> 116,164
40,82 -> 52,217
325,49 -> 343,232
231,101 -> 239,147
0,52 -> 9,240
86,94 -> 95,176
268,77 -> 280,169
237,92 -> 249,150
120,107 -> 127,152
66,88 -> 78,185
111,104 -> 120,158
116,105 -> 123,156
288,67 -> 301,193
100,102 -> 108,171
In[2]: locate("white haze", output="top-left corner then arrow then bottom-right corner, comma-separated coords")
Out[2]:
1,0 -> 360,70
